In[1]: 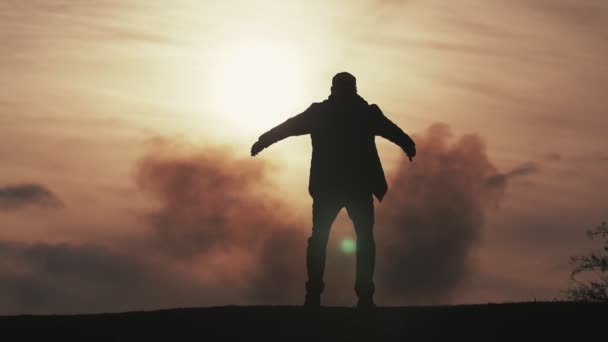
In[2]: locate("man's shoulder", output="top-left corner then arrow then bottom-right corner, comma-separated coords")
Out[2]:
368,103 -> 382,111
305,98 -> 382,114
367,103 -> 384,117
303,100 -> 329,114
310,101 -> 326,109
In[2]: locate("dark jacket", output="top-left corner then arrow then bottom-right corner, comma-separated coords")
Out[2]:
258,94 -> 415,201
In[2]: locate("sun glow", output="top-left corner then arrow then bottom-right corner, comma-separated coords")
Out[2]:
213,41 -> 306,133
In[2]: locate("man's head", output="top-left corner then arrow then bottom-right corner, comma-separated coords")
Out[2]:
331,72 -> 357,96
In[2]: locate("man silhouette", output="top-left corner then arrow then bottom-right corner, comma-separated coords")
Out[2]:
251,72 -> 416,308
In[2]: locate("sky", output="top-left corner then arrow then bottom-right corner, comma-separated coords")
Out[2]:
1,0 -> 607,314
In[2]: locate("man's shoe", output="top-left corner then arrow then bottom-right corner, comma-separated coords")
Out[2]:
304,293 -> 321,308
356,298 -> 376,310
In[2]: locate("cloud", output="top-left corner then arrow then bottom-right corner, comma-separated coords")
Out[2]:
0,184 -> 64,211
509,162 -> 540,177
135,143 -> 308,303
0,240 -> 210,315
0,124 -> 540,314
135,124 -> 536,306
484,162 -> 540,188
374,123 -> 513,304
545,153 -> 561,162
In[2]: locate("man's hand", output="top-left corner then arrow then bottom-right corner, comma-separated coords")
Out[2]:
405,144 -> 416,162
251,140 -> 265,157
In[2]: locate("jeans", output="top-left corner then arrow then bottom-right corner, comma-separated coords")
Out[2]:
306,191 -> 376,299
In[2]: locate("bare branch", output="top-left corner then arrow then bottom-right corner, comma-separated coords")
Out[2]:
565,222 -> 608,302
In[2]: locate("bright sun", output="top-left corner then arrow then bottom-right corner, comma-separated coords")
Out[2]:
213,41 -> 305,133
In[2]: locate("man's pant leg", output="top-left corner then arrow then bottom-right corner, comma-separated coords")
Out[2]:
306,194 -> 342,296
345,193 -> 376,300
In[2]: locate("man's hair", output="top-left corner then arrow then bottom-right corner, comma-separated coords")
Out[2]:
331,72 -> 357,95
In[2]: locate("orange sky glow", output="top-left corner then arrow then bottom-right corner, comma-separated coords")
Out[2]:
1,0 -> 607,314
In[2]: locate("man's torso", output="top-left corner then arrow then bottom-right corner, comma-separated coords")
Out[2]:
307,96 -> 387,200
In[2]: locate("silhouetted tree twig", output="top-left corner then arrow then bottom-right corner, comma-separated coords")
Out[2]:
564,222 -> 608,302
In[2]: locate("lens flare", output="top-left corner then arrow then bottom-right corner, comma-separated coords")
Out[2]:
340,238 -> 356,254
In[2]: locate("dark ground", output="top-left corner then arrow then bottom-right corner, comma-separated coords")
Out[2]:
1,302 -> 606,340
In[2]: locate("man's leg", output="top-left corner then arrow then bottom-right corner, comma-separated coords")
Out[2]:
345,193 -> 376,306
305,194 -> 342,306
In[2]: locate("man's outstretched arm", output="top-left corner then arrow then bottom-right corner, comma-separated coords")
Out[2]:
251,104 -> 318,156
370,104 -> 416,161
